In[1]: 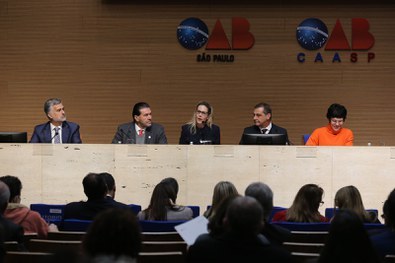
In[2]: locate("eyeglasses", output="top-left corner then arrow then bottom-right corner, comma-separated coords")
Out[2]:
196,110 -> 208,116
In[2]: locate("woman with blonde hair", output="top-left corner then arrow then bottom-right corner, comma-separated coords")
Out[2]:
203,181 -> 238,218
334,185 -> 379,223
272,184 -> 328,222
179,101 -> 220,145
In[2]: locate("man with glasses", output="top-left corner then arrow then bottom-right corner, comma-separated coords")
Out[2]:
112,102 -> 167,144
239,102 -> 290,145
306,103 -> 353,146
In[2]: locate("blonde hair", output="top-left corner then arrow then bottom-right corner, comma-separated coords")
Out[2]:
186,101 -> 213,134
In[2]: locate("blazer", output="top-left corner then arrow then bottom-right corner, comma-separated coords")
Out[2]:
30,121 -> 82,143
112,122 -> 167,144
179,124 -> 220,145
239,123 -> 290,145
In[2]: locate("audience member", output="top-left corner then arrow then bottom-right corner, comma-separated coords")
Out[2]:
316,209 -> 379,263
30,98 -> 82,144
0,181 -> 24,245
160,177 -> 179,200
245,182 -> 291,245
83,208 -> 141,263
334,185 -> 379,223
0,175 -> 55,238
64,173 -> 128,220
137,181 -> 192,221
272,184 -> 328,222
112,102 -> 167,144
239,102 -> 290,145
187,196 -> 293,263
204,181 -> 239,218
179,101 -> 220,145
207,195 -> 240,237
371,189 -> 395,259
306,103 -> 353,146
99,172 -> 116,199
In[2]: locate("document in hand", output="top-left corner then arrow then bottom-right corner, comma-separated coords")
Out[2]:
174,215 -> 209,246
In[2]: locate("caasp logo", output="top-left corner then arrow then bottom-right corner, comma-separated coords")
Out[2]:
296,18 -> 375,63
177,17 -> 255,63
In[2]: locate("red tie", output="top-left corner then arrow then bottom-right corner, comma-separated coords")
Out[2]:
138,130 -> 144,137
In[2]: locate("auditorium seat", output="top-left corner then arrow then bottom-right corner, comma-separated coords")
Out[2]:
272,222 -> 331,231
129,204 -> 142,215
325,208 -> 378,219
137,251 -> 184,263
141,232 -> 183,242
47,231 -> 85,241
141,241 -> 187,255
30,204 -> 65,223
303,134 -> 311,145
187,205 -> 200,218
28,239 -> 82,253
291,252 -> 319,263
4,251 -> 52,263
60,219 -> 92,232
139,220 -> 186,232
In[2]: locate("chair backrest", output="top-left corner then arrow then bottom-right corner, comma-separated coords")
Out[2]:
129,204 -> 142,215
187,205 -> 200,218
28,239 -> 82,253
5,251 -> 52,263
287,231 -> 329,243
141,232 -> 183,242
141,241 -> 187,255
325,208 -> 379,219
47,231 -> 86,241
30,204 -> 65,223
283,242 -> 325,254
303,134 -> 311,144
384,255 -> 395,263
139,220 -> 186,232
60,219 -> 93,231
137,251 -> 184,263
272,222 -> 331,231
291,252 -> 320,263
269,206 -> 287,222
3,241 -> 20,252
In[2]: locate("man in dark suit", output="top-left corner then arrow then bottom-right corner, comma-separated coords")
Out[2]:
239,102 -> 290,145
112,102 -> 167,144
30,98 -> 82,143
64,173 -> 128,220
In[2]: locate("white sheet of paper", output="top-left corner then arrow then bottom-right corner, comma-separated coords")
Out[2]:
174,215 -> 209,246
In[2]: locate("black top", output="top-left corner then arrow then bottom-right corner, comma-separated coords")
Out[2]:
179,124 -> 220,145
239,123 -> 290,145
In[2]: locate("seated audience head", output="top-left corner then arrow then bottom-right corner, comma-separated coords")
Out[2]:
318,209 -> 379,263
0,176 -> 22,204
143,181 -> 177,220
0,182 -> 10,214
208,194 -> 239,237
287,183 -> 325,222
99,172 -> 116,199
334,185 -> 376,222
83,173 -> 108,201
206,181 -> 239,218
83,208 -> 141,260
326,103 -> 347,132
244,182 -> 273,222
383,189 -> 395,230
160,177 -> 179,201
224,196 -> 264,238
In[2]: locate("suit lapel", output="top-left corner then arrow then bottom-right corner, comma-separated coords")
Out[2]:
145,126 -> 152,144
43,122 -> 52,143
128,124 -> 137,143
62,122 -> 69,143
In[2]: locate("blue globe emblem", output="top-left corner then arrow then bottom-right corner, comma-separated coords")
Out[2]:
177,18 -> 209,50
296,18 -> 328,50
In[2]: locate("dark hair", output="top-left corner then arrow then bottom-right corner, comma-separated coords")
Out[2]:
100,172 -> 115,192
143,182 -> 178,220
83,208 -> 141,259
225,196 -> 264,237
286,184 -> 324,222
44,98 -> 62,115
254,102 -> 272,118
0,175 -> 22,202
0,182 -> 10,214
326,103 -> 347,120
132,102 -> 150,118
245,182 -> 273,221
384,189 -> 395,229
318,209 -> 379,263
82,173 -> 108,200
160,177 -> 179,200
208,194 -> 239,237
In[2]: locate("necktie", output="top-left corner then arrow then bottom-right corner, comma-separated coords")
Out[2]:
54,127 -> 60,144
261,129 -> 267,134
138,129 -> 144,137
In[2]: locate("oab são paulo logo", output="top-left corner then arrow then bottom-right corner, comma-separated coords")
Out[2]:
177,17 -> 255,63
296,18 -> 375,63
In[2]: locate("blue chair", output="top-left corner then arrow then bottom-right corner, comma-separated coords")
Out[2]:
139,220 -> 186,232
303,134 -> 311,144
325,208 -> 379,219
187,206 -> 200,218
272,222 -> 331,231
128,204 -> 142,215
30,204 -> 65,223
60,219 -> 92,231
269,206 -> 287,222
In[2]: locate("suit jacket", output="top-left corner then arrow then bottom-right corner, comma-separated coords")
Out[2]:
63,197 -> 129,220
239,123 -> 290,145
0,215 -> 24,243
112,122 -> 167,144
30,121 -> 82,143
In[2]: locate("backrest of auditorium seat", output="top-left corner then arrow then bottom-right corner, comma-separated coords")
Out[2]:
141,241 -> 187,255
47,231 -> 86,241
4,251 -> 52,263
291,252 -> 320,263
325,208 -> 379,220
384,255 -> 395,263
271,222 -> 331,232
287,231 -> 329,243
30,204 -> 65,223
28,239 -> 82,253
187,205 -> 200,218
139,220 -> 186,232
129,204 -> 142,215
269,206 -> 287,222
283,242 -> 325,254
60,219 -> 93,232
137,251 -> 184,263
141,232 -> 183,242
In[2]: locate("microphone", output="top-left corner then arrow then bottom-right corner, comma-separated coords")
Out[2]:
117,129 -> 134,144
50,130 -> 59,143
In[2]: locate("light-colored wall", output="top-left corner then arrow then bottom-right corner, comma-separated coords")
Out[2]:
0,144 -> 392,216
0,1 -> 394,145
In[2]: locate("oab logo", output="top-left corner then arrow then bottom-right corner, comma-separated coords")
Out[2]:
296,18 -> 375,63
177,17 -> 255,63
